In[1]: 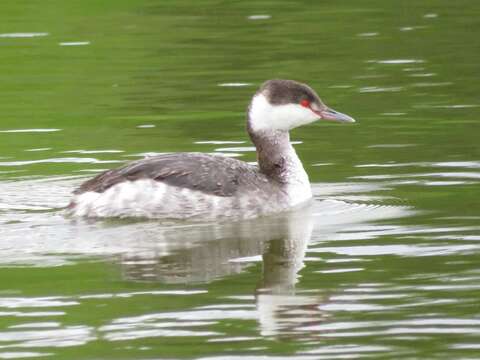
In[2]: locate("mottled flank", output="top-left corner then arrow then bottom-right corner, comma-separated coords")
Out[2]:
69,152 -> 308,219
74,153 -> 270,197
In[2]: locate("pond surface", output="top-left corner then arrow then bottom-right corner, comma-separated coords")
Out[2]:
1,0 -> 479,359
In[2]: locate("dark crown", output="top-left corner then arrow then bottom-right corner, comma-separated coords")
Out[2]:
259,79 -> 323,106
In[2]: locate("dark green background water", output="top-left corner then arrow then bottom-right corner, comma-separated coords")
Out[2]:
1,1 -> 479,359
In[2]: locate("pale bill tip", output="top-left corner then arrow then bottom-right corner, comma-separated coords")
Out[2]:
322,108 -> 356,123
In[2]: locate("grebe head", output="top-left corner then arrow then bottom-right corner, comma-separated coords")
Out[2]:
248,79 -> 355,133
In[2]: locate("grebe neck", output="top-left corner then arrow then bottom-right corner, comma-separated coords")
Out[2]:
248,127 -> 309,186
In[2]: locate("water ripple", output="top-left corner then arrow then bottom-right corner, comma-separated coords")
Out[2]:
195,141 -> 245,145
0,158 -> 124,166
0,326 -> 94,348
359,86 -> 403,93
312,244 -> 478,257
218,83 -> 252,87
58,41 -> 90,46
62,150 -> 124,154
0,297 -> 78,309
0,352 -> 52,359
353,172 -> 480,181
0,129 -> 60,133
376,59 -> 425,64
215,146 -> 256,152
0,33 -> 49,38
356,161 -> 480,169
247,15 -> 271,20
357,32 -> 379,37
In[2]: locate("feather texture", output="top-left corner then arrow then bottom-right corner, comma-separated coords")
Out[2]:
74,153 -> 271,197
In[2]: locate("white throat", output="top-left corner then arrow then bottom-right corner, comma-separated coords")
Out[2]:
247,99 -> 312,206
248,93 -> 319,132
277,140 -> 312,205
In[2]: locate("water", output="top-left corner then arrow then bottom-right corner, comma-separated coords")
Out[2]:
1,0 -> 479,358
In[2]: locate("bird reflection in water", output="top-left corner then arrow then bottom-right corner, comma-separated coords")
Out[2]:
119,204 -> 326,337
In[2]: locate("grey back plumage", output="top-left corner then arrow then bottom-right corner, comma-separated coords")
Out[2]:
74,153 -> 269,197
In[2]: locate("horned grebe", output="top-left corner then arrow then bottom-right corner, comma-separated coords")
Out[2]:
69,79 -> 355,219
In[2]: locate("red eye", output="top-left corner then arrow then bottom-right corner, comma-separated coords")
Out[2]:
300,99 -> 310,108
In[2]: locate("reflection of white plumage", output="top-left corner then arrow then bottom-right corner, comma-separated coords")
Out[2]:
256,207 -> 318,337
120,204 -> 313,284
0,175 -> 413,341
70,79 -> 355,219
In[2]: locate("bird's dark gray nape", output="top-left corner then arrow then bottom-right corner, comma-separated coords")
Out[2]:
259,79 -> 324,106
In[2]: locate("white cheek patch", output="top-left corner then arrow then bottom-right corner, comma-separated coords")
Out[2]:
249,94 -> 319,132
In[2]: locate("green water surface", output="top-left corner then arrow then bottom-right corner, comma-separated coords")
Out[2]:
1,0 -> 479,359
